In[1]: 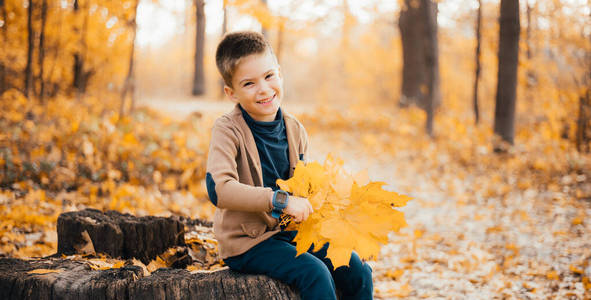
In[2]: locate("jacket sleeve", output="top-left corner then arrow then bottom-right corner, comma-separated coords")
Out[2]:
205,118 -> 274,212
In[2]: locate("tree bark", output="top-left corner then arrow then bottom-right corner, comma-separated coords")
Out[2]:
192,0 -> 206,96
399,0 -> 440,135
473,0 -> 482,125
0,258 -> 299,300
1,209 -> 298,299
493,0 -> 520,147
57,209 -> 187,265
24,0 -> 34,98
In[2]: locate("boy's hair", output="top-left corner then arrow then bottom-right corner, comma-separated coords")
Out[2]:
215,31 -> 275,88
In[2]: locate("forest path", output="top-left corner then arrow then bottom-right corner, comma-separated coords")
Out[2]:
141,97 -> 590,299
138,95 -> 314,118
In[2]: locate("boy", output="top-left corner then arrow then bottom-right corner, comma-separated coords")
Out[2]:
205,31 -> 373,300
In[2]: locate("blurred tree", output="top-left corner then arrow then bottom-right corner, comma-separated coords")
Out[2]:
219,0 -> 228,98
473,0 -> 482,125
0,0 -> 141,101
72,0 -> 92,98
399,0 -> 440,136
192,0 -> 206,96
525,1 -> 532,62
37,0 -> 47,102
493,0 -> 520,148
260,0 -> 268,39
577,89 -> 591,153
342,0 -> 352,51
0,0 -> 6,94
575,4 -> 591,152
24,0 -> 33,98
120,0 -> 141,116
276,17 -> 284,65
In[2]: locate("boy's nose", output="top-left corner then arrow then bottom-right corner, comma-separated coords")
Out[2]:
258,81 -> 273,96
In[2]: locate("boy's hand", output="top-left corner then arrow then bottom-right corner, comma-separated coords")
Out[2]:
284,196 -> 313,223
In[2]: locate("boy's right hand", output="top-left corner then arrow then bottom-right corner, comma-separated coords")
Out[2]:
284,196 -> 313,223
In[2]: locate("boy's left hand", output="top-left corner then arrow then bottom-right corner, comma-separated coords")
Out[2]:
284,196 -> 313,223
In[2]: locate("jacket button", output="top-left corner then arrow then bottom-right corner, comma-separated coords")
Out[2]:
251,230 -> 258,236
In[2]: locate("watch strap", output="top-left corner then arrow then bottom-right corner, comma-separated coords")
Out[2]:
271,190 -> 289,218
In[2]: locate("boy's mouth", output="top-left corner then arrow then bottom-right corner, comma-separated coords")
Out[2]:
256,94 -> 275,105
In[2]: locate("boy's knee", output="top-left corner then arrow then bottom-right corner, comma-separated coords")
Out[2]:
334,252 -> 373,298
350,252 -> 372,277
306,256 -> 333,284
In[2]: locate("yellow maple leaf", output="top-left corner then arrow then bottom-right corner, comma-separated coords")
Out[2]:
277,155 -> 411,268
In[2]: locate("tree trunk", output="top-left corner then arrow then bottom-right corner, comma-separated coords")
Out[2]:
0,209 -> 298,299
24,0 -> 34,98
0,0 -> 6,94
473,0 -> 482,125
576,10 -> 591,153
422,0 -> 439,136
525,1 -> 532,60
45,5 -> 63,99
72,0 -> 82,95
72,0 -> 92,97
0,258 -> 299,299
524,1 -> 538,89
576,90 -> 591,153
399,0 -> 440,136
120,0 -> 140,117
276,19 -> 284,65
192,0 -> 206,96
493,0 -> 520,147
261,0 -> 269,39
219,1 -> 227,98
37,0 -> 48,102
57,209 -> 187,265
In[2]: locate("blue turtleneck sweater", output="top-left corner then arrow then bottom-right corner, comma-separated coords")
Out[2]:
239,105 -> 290,191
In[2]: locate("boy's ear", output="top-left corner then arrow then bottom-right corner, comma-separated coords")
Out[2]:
223,85 -> 238,103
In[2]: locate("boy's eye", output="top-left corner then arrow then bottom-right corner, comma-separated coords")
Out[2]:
265,73 -> 274,79
243,82 -> 253,87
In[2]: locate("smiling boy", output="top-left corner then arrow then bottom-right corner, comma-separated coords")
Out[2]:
205,31 -> 373,300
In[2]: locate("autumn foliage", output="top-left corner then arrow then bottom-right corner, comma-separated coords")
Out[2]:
0,89 -> 212,258
1,0 -> 590,298
277,156 -> 411,267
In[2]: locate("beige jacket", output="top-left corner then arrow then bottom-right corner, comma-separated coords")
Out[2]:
205,104 -> 309,259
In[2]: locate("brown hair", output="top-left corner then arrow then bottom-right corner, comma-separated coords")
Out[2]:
215,31 -> 275,88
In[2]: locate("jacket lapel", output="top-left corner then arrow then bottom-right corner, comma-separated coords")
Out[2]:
231,104 -> 299,182
283,113 -> 299,178
230,104 -> 264,186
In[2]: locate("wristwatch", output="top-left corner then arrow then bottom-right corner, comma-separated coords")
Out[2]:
271,190 -> 289,218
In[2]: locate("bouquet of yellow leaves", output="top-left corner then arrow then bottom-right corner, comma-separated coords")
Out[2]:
276,155 -> 411,267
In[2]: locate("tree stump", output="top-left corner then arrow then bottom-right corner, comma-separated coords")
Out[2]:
0,257 -> 299,300
57,209 -> 185,264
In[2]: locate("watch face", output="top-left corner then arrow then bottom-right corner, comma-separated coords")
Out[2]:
276,192 -> 288,205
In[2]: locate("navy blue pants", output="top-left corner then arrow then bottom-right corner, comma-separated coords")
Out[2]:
224,231 -> 373,300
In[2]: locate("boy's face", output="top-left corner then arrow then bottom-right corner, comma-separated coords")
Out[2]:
224,50 -> 283,122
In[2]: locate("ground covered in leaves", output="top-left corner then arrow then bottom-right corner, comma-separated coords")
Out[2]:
2,94 -> 591,299
301,104 -> 591,299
